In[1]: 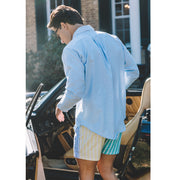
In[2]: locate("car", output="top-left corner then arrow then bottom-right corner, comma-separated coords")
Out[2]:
26,91 -> 47,108
26,91 -> 48,99
26,78 -> 151,180
139,108 -> 150,145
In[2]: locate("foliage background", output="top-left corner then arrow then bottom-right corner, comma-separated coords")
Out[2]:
26,34 -> 65,91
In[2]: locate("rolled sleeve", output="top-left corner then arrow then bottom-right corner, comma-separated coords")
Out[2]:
57,47 -> 85,112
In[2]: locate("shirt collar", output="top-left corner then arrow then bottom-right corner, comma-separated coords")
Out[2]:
73,25 -> 94,39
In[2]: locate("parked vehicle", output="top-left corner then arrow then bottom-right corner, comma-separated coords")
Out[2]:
26,91 -> 47,108
139,108 -> 150,145
26,78 -> 151,180
26,91 -> 48,99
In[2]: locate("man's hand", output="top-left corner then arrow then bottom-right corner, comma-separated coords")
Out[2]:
55,107 -> 64,122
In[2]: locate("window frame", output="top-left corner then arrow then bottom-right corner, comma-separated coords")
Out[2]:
111,0 -> 130,44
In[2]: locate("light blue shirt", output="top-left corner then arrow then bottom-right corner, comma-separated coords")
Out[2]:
57,25 -> 139,139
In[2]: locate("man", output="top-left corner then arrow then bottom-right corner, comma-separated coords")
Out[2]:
47,5 -> 139,180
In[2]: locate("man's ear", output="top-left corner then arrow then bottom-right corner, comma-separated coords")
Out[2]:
60,22 -> 68,29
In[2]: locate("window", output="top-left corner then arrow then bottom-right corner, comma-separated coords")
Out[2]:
112,0 -> 130,44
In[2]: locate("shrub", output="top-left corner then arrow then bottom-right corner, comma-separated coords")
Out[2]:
26,34 -> 65,91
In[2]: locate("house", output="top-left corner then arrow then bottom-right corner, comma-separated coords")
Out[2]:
26,0 -> 150,82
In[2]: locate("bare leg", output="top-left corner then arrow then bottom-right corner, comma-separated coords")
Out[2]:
97,154 -> 118,180
76,158 -> 97,180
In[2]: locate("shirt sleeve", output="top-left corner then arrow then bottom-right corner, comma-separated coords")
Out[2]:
123,45 -> 139,89
57,47 -> 85,112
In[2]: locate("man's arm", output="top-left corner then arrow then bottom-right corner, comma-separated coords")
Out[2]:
56,47 -> 85,113
123,45 -> 139,89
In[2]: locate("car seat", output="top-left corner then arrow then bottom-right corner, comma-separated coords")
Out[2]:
114,78 -> 150,177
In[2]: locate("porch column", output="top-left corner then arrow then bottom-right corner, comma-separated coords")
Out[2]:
129,0 -> 141,64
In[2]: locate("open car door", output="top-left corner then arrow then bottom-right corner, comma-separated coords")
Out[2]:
26,83 -> 46,180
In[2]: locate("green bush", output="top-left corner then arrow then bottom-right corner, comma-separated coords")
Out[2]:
26,34 -> 65,91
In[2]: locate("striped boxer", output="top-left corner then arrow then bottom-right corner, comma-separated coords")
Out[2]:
74,126 -> 122,161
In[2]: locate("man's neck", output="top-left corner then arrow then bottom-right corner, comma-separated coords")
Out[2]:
70,24 -> 84,36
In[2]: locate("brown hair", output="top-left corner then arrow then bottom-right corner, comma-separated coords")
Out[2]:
47,5 -> 83,29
